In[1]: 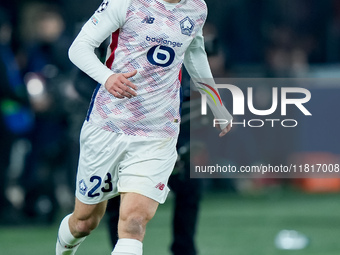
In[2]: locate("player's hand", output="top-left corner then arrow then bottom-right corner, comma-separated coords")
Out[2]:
216,123 -> 232,137
105,70 -> 138,99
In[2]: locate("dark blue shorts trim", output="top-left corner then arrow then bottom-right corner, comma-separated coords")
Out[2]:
86,83 -> 101,121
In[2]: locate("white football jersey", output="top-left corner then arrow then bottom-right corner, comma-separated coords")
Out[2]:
81,0 -> 208,137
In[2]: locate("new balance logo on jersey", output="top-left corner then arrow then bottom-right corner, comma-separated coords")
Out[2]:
155,182 -> 165,191
142,16 -> 155,24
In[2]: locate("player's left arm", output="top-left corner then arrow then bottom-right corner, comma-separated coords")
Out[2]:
183,28 -> 232,137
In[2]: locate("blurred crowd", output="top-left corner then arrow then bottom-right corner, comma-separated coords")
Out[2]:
1,0 -> 340,225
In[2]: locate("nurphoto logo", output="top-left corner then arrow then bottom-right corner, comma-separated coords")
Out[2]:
199,80 -> 312,128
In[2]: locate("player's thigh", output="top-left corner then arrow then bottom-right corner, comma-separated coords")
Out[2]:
119,192 -> 159,222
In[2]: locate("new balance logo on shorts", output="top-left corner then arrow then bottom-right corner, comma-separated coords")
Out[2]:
155,182 -> 165,191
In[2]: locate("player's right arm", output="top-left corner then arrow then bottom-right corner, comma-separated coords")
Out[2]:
68,0 -> 136,98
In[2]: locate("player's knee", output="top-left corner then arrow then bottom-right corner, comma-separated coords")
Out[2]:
71,200 -> 107,238
118,193 -> 158,238
125,215 -> 146,235
74,217 -> 100,237
122,214 -> 146,236
120,202 -> 156,225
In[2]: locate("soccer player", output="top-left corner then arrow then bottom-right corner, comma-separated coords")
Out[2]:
56,0 -> 232,255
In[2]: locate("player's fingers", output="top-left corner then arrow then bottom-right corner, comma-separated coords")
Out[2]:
116,85 -> 134,98
122,77 -> 138,91
107,85 -> 125,98
120,91 -> 132,98
219,124 -> 231,137
111,90 -> 124,99
219,129 -> 227,137
123,70 -> 138,79
112,86 -> 125,96
117,82 -> 137,97
125,87 -> 137,97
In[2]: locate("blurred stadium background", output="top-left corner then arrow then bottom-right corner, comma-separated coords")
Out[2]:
0,0 -> 340,254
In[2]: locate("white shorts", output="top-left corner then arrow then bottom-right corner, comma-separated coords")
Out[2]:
75,122 -> 178,204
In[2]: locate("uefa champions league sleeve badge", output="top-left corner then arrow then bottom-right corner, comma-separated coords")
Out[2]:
96,0 -> 109,13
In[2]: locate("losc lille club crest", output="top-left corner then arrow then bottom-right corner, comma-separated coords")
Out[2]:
180,17 -> 195,36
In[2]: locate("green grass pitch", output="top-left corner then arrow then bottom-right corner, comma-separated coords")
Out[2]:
1,190 -> 339,255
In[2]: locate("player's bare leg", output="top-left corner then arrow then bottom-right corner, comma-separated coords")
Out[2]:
111,192 -> 159,255
56,198 -> 107,255
70,198 -> 107,237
